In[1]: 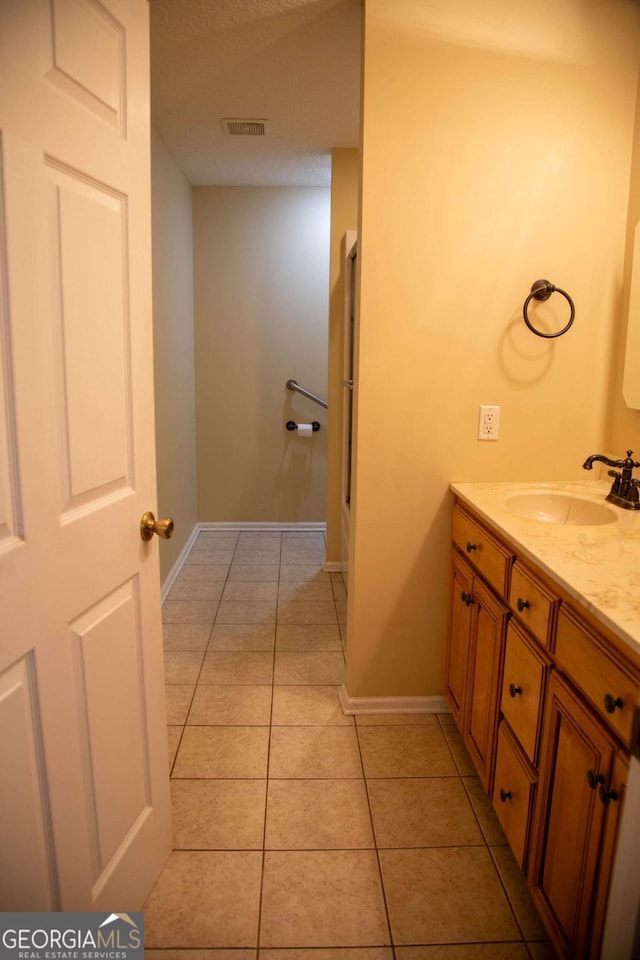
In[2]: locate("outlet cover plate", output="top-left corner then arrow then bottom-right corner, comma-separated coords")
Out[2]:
479,404 -> 500,440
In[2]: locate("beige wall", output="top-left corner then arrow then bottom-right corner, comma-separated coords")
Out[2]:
151,128 -> 198,582
326,149 -> 360,563
193,187 -> 330,523
346,0 -> 640,698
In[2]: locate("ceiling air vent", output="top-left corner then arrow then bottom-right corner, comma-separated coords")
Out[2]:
221,118 -> 269,136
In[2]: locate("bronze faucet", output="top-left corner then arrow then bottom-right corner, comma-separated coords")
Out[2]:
582,449 -> 640,510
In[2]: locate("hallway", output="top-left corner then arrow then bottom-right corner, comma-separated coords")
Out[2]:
143,529 -> 556,958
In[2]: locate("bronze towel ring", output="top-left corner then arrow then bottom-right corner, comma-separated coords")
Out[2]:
523,279 -> 575,338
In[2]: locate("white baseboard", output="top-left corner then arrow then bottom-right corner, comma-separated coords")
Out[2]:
199,521 -> 326,532
160,523 -> 200,602
339,684 -> 450,715
322,560 -> 344,572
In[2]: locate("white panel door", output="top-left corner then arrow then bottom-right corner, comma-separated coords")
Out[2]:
0,0 -> 171,910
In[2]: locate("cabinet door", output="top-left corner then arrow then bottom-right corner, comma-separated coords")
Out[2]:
445,550 -> 474,727
464,577 -> 510,792
530,672 -> 617,960
501,620 -> 551,766
493,720 -> 537,870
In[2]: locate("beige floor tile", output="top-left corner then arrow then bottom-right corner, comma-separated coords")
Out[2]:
463,777 -> 507,845
228,563 -> 280,581
526,943 -> 560,960
187,684 -> 272,725
277,600 -> 337,624
281,532 -> 325,540
188,543 -> 237,564
260,850 -> 390,948
238,532 -> 281,541
274,652 -> 344,685
269,726 -> 363,779
171,779 -> 266,849
276,624 -> 342,651
222,580 -> 279,602
379,847 -> 520,945
261,951 -> 392,960
271,686 -> 353,726
395,947 -> 529,960
215,600 -> 277,623
208,623 -> 275,651
280,547 -> 326,565
143,850 -> 261,948
168,726 -> 182,768
233,544 -> 282,564
166,684 -> 195,725
200,651 -> 274,685
357,726 -> 457,778
145,951 -> 255,960
355,714 -> 438,726
332,581 -> 347,602
437,712 -> 456,725
335,601 -> 347,624
163,600 -> 219,624
490,845 -> 549,940
368,777 -> 484,848
178,563 -> 231,581
199,531 -> 239,540
281,534 -> 324,545
164,651 -> 204,684
173,726 -> 269,778
279,564 -> 330,581
163,623 -> 211,651
266,779 -> 374,849
278,581 -> 335,602
442,724 -> 477,775
167,580 -> 225,602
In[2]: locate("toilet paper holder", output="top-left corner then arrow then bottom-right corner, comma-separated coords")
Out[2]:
286,420 -> 320,432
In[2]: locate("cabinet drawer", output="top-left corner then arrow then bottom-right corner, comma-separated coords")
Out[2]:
452,505 -> 514,597
493,721 -> 536,870
501,621 -> 551,765
555,606 -> 640,746
508,561 -> 558,649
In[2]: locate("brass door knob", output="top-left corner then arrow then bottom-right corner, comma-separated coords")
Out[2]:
140,511 -> 174,542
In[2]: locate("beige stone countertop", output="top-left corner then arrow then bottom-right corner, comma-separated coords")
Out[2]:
450,480 -> 640,659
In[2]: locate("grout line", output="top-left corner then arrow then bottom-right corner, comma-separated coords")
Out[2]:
162,529 -> 546,957
166,532 -> 234,780
255,534 -> 282,957
354,722 -> 397,957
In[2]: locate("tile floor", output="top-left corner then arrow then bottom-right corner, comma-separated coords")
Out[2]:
144,530 -> 558,960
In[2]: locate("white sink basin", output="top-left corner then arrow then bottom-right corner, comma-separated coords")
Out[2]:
505,491 -> 617,526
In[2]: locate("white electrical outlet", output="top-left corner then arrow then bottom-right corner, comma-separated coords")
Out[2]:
478,404 -> 500,440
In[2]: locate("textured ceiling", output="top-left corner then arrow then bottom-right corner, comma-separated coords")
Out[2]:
150,0 -> 362,186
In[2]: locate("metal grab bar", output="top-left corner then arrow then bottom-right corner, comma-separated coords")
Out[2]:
286,379 -> 328,410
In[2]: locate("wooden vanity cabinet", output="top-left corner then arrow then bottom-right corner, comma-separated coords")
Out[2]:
529,672 -> 623,960
492,719 -> 537,869
445,547 -> 511,792
447,496 -> 640,960
500,620 -> 552,766
508,559 -> 559,650
445,550 -> 475,728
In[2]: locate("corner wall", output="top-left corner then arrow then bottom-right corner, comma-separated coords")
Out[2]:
608,60 -> 640,455
347,0 -> 640,698
326,149 -> 360,563
151,128 -> 198,582
193,187 -> 330,523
